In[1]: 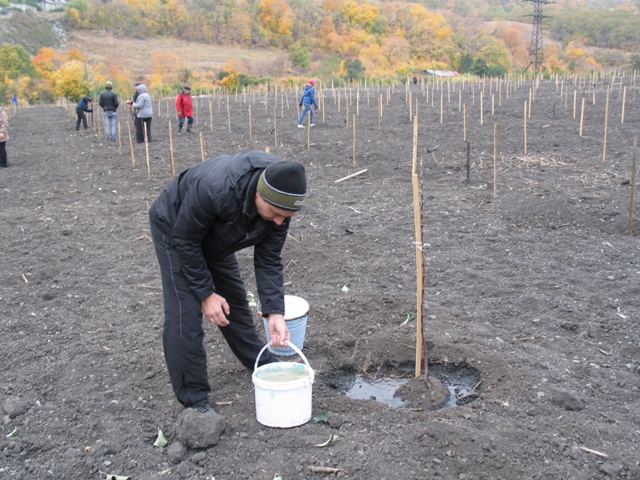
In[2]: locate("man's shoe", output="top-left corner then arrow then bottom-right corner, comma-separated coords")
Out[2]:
178,127 -> 182,133
297,124 -> 304,128
190,402 -> 217,415
310,123 -> 315,127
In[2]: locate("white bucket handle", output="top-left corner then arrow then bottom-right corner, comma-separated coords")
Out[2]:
254,340 -> 313,373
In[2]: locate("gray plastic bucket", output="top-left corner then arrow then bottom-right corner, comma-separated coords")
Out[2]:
262,295 -> 309,356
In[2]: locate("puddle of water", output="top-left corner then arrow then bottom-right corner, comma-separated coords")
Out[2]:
339,363 -> 481,410
345,376 -> 409,408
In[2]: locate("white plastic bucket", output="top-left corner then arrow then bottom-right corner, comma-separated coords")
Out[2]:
252,341 -> 314,428
262,295 -> 309,356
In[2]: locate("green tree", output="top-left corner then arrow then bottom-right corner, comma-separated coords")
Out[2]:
629,54 -> 640,71
455,52 -> 474,74
0,44 -> 37,81
343,58 -> 365,81
290,42 -> 310,68
471,58 -> 488,76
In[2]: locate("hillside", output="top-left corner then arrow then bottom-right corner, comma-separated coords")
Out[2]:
65,30 -> 285,82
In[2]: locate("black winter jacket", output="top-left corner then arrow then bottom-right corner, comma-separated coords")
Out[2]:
99,89 -> 119,112
149,150 -> 290,316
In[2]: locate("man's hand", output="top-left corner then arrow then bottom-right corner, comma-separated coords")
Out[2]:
267,314 -> 290,347
201,293 -> 230,326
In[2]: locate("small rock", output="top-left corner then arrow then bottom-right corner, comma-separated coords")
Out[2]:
328,413 -> 344,429
166,441 -> 186,464
191,451 -> 207,464
3,397 -> 30,418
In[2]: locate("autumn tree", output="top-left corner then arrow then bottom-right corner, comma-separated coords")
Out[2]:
0,44 -> 37,81
51,61 -> 90,100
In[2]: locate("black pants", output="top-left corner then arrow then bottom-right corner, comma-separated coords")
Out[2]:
75,108 -> 88,130
0,141 -> 6,167
149,219 -> 275,407
136,117 -> 152,143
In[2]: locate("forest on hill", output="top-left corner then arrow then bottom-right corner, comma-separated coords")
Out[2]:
0,0 -> 639,104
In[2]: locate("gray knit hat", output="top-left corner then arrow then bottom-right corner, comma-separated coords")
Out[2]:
257,161 -> 306,211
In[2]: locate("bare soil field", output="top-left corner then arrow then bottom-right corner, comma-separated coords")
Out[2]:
1,77 -> 639,480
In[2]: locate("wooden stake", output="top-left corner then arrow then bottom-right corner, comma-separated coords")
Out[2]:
493,123 -> 498,198
352,115 -> 356,167
335,169 -> 367,183
579,97 -> 586,136
523,101 -> 527,155
143,123 -> 150,179
200,131 -> 206,161
629,137 -> 637,236
208,96 -> 213,131
621,86 -> 626,124
411,113 -> 424,378
127,122 -> 135,168
249,103 -> 252,141
168,120 -> 175,177
603,88 -> 609,162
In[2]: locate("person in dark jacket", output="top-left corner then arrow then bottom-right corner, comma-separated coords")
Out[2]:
297,79 -> 318,128
75,96 -> 93,131
99,81 -> 119,142
149,150 -> 307,415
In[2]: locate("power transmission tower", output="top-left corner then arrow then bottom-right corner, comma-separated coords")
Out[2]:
524,0 -> 554,76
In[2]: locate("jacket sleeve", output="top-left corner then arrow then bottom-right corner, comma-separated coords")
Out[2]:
254,218 -> 289,316
175,95 -> 183,116
114,95 -> 119,109
172,179 -> 219,302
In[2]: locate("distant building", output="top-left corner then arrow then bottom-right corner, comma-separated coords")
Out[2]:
39,0 -> 67,11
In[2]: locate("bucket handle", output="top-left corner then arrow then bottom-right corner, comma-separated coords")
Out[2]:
254,340 -> 313,373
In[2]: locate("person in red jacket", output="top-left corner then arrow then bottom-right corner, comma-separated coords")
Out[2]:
175,85 -> 194,133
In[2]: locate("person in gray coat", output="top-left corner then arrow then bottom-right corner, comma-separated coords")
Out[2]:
128,84 -> 153,143
148,150 -> 307,415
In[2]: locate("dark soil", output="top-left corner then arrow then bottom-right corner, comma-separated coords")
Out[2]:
1,77 -> 640,480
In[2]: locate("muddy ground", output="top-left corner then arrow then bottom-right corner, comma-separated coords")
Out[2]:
1,77 -> 639,480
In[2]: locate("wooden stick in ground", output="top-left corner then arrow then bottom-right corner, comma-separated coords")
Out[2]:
523,101 -> 527,155
144,123 -> 150,179
168,120 -> 175,177
249,103 -> 252,141
307,112 -> 311,150
334,169 -> 368,183
602,87 -> 609,162
352,114 -> 356,167
208,96 -> 213,131
226,95 -> 231,132
127,122 -> 135,167
621,86 -> 626,124
411,113 -> 424,378
117,119 -> 122,155
200,131 -> 206,161
629,137 -> 637,236
493,123 -> 498,198
580,97 -> 586,136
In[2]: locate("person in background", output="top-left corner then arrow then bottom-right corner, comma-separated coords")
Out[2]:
127,84 -> 153,144
0,104 -> 8,168
75,96 -> 93,131
99,81 -> 120,142
128,82 -> 141,136
11,95 -> 18,113
297,79 -> 318,128
175,85 -> 194,133
148,150 -> 307,415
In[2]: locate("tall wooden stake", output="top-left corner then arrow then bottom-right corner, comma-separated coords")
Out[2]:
411,113 -> 426,378
629,138 -> 637,236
